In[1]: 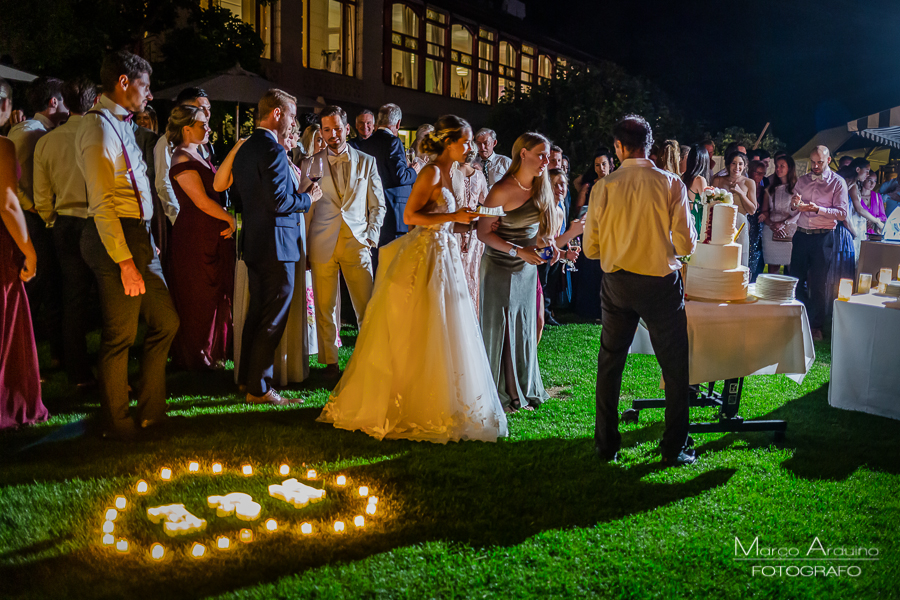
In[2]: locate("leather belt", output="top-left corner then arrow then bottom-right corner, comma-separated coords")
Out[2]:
797,227 -> 833,235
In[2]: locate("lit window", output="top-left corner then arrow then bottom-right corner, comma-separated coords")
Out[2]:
538,54 -> 553,82
520,44 -> 534,94
450,24 -> 473,101
425,10 -> 447,95
477,28 -> 494,105
390,4 -> 419,89
307,0 -> 357,77
218,0 -> 281,61
498,41 -> 517,99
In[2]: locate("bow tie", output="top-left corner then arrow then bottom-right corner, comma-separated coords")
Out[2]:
123,113 -> 133,123
328,153 -> 348,165
810,174 -> 823,182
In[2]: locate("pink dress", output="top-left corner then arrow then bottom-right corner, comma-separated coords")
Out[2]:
862,191 -> 887,234
451,166 -> 488,313
0,197 -> 48,429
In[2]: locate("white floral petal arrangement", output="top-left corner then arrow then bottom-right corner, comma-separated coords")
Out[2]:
700,187 -> 734,205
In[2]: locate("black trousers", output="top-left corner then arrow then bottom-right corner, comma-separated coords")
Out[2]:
595,269 -> 690,458
237,259 -> 295,396
790,231 -> 832,330
81,218 -> 179,431
23,210 -> 63,360
53,216 -> 97,384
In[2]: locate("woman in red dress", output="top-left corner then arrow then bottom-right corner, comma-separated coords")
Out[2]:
0,77 -> 48,429
166,105 -> 236,369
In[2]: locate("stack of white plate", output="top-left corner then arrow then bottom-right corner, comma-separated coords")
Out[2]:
886,281 -> 900,297
754,274 -> 799,301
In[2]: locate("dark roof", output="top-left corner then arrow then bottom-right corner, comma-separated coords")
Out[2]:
409,0 -> 599,64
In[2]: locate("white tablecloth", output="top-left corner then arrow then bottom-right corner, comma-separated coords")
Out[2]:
829,293 -> 900,420
630,293 -> 815,385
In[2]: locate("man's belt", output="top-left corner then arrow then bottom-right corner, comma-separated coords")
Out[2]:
797,227 -> 833,235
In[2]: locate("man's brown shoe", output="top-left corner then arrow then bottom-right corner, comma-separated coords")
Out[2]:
246,389 -> 303,406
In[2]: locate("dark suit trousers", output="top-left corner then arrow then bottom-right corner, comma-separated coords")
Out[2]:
595,269 -> 690,458
790,231 -> 832,330
23,210 -> 63,360
53,216 -> 95,384
237,260 -> 295,396
81,218 -> 179,431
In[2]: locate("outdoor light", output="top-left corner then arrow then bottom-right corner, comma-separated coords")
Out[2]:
306,469 -> 316,479
358,486 -> 368,497
354,516 -> 364,527
191,543 -> 206,558
136,480 -> 149,494
334,521 -> 345,533
160,468 -> 172,480
102,521 -> 115,534
240,529 -> 253,543
336,475 -> 346,486
265,519 -> 277,532
242,464 -> 253,476
105,508 -> 118,521
212,463 -> 223,474
279,464 -> 290,476
300,522 -> 312,534
114,496 -> 127,510
216,536 -> 230,550
150,544 -> 166,561
189,462 -> 200,472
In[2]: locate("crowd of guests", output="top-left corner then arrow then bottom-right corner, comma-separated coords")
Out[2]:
1,48 -> 895,437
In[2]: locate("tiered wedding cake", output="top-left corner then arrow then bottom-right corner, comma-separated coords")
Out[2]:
685,189 -> 749,301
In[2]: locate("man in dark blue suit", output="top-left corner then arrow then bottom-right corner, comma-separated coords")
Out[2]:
354,103 -> 421,248
231,89 -> 321,404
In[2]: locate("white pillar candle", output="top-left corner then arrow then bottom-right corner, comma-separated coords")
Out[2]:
368,496 -> 378,505
354,516 -> 364,527
838,278 -> 853,300
334,521 -> 345,532
216,536 -> 230,550
189,462 -> 199,473
242,464 -> 253,476
191,543 -> 206,558
105,508 -> 118,521
366,503 -> 376,515
114,496 -> 126,510
102,521 -> 115,534
358,486 -> 369,497
265,519 -> 278,532
136,480 -> 149,494
150,543 -> 166,561
300,522 -> 313,534
212,463 -> 223,474
160,468 -> 172,480
336,475 -> 346,486
306,469 -> 316,479
115,539 -> 129,553
102,533 -> 115,546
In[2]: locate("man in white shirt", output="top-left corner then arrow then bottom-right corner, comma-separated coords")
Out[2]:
584,114 -> 698,467
77,51 -> 180,441
33,78 -> 99,387
475,128 -> 512,190
8,76 -> 69,366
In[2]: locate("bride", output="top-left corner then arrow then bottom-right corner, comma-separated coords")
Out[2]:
317,115 -> 509,443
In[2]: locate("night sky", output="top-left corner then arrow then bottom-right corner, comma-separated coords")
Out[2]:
524,0 -> 900,150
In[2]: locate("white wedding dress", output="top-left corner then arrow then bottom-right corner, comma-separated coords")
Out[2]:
317,187 -> 508,443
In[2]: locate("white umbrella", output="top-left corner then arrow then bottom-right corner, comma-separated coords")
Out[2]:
0,64 -> 37,82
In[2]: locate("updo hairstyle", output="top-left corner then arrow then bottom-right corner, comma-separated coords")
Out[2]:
419,114 -> 471,156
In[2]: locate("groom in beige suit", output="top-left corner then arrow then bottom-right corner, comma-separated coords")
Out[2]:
306,105 -> 386,377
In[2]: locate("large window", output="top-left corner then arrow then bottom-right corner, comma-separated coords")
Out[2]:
307,0 -> 357,76
390,4 -> 419,89
477,28 -> 494,105
520,43 -> 534,94
498,40 -> 517,100
219,0 -> 280,61
450,24 -> 473,101
424,8 -> 446,95
538,54 -> 553,84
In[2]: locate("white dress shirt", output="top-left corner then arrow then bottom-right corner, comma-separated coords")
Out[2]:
8,113 -> 56,211
33,114 -> 89,224
482,152 -> 512,189
584,158 -> 697,277
76,95 -> 154,263
153,135 -> 179,224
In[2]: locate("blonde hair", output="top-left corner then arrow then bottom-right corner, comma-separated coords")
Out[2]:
258,88 -> 296,120
419,115 -> 470,156
299,124 -> 321,157
659,139 -> 680,174
412,123 -> 434,156
507,132 -> 556,240
165,105 -> 202,147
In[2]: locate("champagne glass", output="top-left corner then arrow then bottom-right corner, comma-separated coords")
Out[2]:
306,154 -> 324,184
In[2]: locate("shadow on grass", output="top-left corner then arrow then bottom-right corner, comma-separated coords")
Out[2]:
0,417 -> 736,600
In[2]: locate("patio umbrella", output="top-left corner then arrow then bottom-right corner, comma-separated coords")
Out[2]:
0,64 -> 37,82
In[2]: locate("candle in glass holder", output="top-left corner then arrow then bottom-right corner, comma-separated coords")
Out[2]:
102,520 -> 115,534
358,486 -> 369,497
336,475 -> 346,486
191,543 -> 206,558
368,497 -> 378,505
114,496 -> 127,510
366,503 -> 376,515
116,539 -> 129,554
265,519 -> 278,532
216,536 -> 230,550
242,464 -> 253,476
160,467 -> 172,481
300,522 -> 312,535
136,480 -> 149,494
279,464 -> 290,476
212,463 -> 223,474
105,508 -> 118,521
150,543 -> 166,561
239,529 -> 253,543
189,461 -> 199,473
858,273 -> 872,294
880,268 -> 892,284
334,521 -> 345,533
102,533 -> 115,546
838,278 -> 853,301
306,469 -> 316,479
354,516 -> 365,527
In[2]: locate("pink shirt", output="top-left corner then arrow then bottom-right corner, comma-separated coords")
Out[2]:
792,168 -> 848,230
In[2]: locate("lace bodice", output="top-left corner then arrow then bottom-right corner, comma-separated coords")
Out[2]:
421,187 -> 457,232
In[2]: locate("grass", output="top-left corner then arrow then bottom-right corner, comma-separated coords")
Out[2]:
1,320 -> 899,599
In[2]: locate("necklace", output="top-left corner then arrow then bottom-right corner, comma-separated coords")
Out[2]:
512,175 -> 532,192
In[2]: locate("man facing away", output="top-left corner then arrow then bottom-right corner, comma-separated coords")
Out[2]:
354,103 -> 420,248
787,145 -> 848,341
305,105 -> 386,379
232,89 -> 320,404
76,51 -> 180,441
584,114 -> 698,466
474,127 -> 512,190
33,78 -> 99,388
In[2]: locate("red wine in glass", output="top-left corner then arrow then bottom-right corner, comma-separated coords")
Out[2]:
306,155 -> 324,183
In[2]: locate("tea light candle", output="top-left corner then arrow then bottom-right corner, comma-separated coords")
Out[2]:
191,542 -> 206,558
102,520 -> 115,534
354,516 -> 364,527
366,503 -> 376,515
116,539 -> 129,553
105,508 -> 118,521
334,521 -> 345,533
150,543 -> 166,561
306,469 -> 316,479
136,480 -> 149,494
300,522 -> 312,535
114,496 -> 127,510
838,278 -> 853,301
358,486 -> 368,497
279,464 -> 290,476
212,463 -> 223,474
880,268 -> 892,284
239,529 -> 253,543
859,273 -> 872,294
189,461 -> 199,473
265,519 -> 278,532
368,496 -> 378,505
242,464 -> 253,476
336,475 -> 346,486
216,536 -> 230,550
160,467 -> 172,480
102,533 -> 115,546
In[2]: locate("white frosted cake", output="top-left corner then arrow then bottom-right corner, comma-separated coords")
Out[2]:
685,202 -> 749,301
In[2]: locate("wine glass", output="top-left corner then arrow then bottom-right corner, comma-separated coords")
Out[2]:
564,237 -> 580,272
306,154 -> 324,184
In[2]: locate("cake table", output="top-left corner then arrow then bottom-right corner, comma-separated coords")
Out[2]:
829,293 -> 900,421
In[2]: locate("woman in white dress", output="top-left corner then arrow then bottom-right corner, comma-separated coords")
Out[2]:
712,151 -> 757,267
760,155 -> 798,274
318,115 -> 508,443
451,150 -> 488,312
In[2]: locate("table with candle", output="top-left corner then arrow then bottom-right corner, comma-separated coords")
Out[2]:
829,292 -> 900,421
857,240 -> 900,284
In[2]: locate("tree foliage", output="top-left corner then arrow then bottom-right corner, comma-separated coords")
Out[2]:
711,126 -> 785,157
488,61 -> 687,173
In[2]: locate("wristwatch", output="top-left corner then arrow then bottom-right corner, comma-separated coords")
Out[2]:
508,245 -> 518,257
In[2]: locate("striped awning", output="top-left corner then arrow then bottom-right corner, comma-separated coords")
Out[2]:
848,107 -> 900,149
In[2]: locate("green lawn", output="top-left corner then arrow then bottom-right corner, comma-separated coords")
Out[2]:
1,322 -> 898,599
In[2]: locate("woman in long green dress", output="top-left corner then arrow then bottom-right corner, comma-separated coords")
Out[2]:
681,144 -> 711,236
477,132 -> 559,412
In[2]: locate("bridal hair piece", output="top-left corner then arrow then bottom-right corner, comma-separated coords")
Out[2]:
419,115 -> 471,156
507,132 -> 556,240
